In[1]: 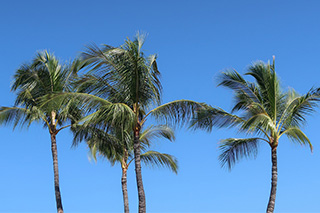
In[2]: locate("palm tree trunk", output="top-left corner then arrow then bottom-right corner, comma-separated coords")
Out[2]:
266,148 -> 277,213
133,130 -> 146,213
121,167 -> 129,213
51,133 -> 64,213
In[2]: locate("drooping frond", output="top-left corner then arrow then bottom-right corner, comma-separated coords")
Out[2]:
140,125 -> 175,147
72,124 -> 118,146
87,139 -> 124,166
280,88 -> 320,129
0,106 -> 47,129
78,122 -> 178,169
148,100 -> 205,127
280,127 -> 313,151
73,123 -> 130,165
191,105 -> 243,132
140,151 -> 178,174
219,138 -> 261,170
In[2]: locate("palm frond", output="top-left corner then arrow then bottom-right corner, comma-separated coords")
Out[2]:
140,151 -> 178,174
241,113 -> 276,136
218,70 -> 262,107
219,138 -> 261,170
0,106 -> 46,129
140,125 -> 175,147
40,92 -> 108,109
191,105 -> 243,131
245,61 -> 282,122
78,102 -> 135,131
148,100 -> 205,127
280,127 -> 313,151
73,124 -> 126,165
8,50 -> 79,130
280,88 -> 320,128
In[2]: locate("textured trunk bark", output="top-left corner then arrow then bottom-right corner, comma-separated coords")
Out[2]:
266,148 -> 278,213
121,168 -> 129,213
133,130 -> 146,213
51,133 -> 64,213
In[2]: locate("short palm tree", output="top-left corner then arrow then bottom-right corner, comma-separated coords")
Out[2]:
0,51 -> 81,213
49,33 -> 203,213
74,124 -> 178,213
191,57 -> 319,213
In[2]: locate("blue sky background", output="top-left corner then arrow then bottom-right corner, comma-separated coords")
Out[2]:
1,0 -> 320,212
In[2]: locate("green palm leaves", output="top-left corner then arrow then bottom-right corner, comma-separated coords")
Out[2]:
194,59 -> 318,167
0,51 -> 81,213
2,51 -> 81,129
43,33 -> 203,213
86,125 -> 178,174
74,121 -> 178,213
219,137 -> 260,169
192,57 -> 320,212
80,34 -> 161,109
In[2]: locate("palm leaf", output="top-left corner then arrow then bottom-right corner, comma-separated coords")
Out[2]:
0,106 -> 47,129
140,151 -> 178,174
241,113 -> 276,136
219,138 -> 261,170
148,100 -> 205,127
191,105 -> 242,131
280,127 -> 312,151
140,125 -> 175,147
281,88 -> 320,128
218,70 -> 263,107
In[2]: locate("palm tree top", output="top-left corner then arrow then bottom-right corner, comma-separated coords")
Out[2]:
192,57 -> 320,169
61,34 -> 205,133
0,51 -> 81,130
80,33 -> 162,111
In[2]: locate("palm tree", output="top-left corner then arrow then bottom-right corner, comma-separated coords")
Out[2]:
191,57 -> 319,213
0,51 -> 81,213
48,33 -> 203,213
74,124 -> 178,213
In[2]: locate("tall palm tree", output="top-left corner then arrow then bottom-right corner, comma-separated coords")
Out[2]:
0,51 -> 81,213
74,124 -> 178,213
48,33 -> 203,213
191,57 -> 319,213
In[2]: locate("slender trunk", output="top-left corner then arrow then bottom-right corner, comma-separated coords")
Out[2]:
121,167 -> 129,213
51,133 -> 64,213
133,130 -> 146,213
266,148 -> 278,213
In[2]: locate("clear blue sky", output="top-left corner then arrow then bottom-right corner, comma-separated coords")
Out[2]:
1,0 -> 320,212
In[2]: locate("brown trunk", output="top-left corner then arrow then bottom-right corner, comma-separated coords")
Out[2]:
266,148 -> 278,213
51,133 -> 64,213
121,167 -> 129,213
133,129 -> 146,213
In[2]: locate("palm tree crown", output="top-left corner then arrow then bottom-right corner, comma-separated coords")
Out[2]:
192,57 -> 320,212
0,51 -> 81,213
54,33 -> 203,213
1,51 -> 80,129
